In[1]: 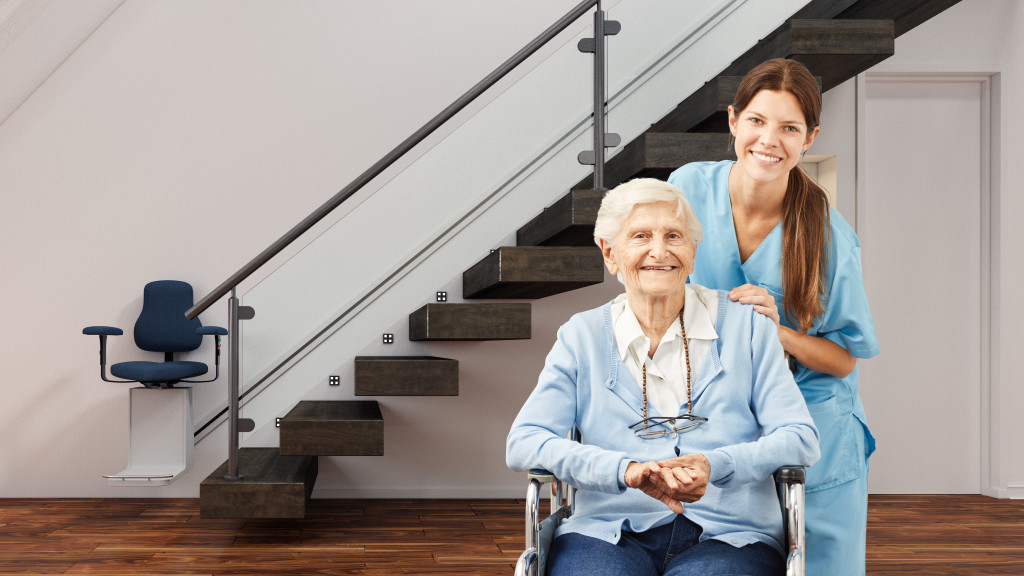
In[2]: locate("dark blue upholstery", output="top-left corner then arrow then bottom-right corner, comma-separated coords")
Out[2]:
110,360 -> 208,382
134,281 -> 203,353
83,280 -> 226,387
83,326 -> 124,336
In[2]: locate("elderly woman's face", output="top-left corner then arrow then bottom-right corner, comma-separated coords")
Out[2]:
600,201 -> 696,300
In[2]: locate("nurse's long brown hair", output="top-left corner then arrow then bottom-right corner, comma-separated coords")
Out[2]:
733,59 -> 830,332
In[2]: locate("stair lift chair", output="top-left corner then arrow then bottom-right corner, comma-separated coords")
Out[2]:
515,458 -> 806,576
83,280 -> 227,486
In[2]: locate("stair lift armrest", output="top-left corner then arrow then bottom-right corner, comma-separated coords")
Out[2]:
181,325 -> 228,383
82,326 -> 135,383
83,326 -> 124,336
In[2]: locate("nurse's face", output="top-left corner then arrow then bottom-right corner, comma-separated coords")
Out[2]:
728,88 -> 819,187
600,202 -> 696,301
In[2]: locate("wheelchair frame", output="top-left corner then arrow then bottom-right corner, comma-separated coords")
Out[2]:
515,466 -> 806,576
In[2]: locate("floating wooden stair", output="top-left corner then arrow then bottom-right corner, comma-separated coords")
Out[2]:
649,76 -> 743,134
279,400 -> 384,456
355,356 -> 458,396
650,75 -> 822,135
516,188 -> 604,247
577,133 -> 734,189
409,303 -> 530,341
200,447 -> 316,518
826,0 -> 962,38
463,246 -> 604,299
722,19 -> 894,91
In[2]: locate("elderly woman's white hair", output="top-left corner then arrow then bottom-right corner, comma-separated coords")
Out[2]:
593,178 -> 703,248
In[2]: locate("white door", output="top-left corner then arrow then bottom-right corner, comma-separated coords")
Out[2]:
858,77 -> 987,493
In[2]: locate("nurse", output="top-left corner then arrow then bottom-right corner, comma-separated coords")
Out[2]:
667,58 -> 878,576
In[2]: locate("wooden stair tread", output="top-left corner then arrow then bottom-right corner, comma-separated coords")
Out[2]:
650,75 -> 821,135
463,246 -> 604,299
723,19 -> 894,91
354,356 -> 458,396
576,132 -> 735,190
199,447 -> 316,519
279,400 -> 384,457
649,76 -> 742,134
517,189 -> 605,247
831,0 -> 963,38
409,303 -> 530,341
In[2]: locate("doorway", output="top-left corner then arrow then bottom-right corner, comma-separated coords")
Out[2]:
857,75 -> 991,493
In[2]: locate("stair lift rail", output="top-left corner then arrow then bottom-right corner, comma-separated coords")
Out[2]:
185,0 -> 616,481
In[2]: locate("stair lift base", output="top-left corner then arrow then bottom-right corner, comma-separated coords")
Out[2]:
104,387 -> 194,486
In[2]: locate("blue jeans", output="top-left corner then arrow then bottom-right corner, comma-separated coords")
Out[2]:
548,515 -> 783,576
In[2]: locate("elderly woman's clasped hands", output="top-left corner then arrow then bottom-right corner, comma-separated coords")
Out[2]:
624,454 -> 711,515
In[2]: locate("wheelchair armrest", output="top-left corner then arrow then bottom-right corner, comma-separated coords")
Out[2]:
774,465 -> 805,485
528,469 -> 557,483
196,326 -> 227,336
774,466 -> 806,576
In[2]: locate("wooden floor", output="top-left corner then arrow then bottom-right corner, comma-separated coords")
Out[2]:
0,495 -> 1021,575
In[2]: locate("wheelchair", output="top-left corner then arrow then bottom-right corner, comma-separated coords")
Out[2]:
514,465 -> 806,576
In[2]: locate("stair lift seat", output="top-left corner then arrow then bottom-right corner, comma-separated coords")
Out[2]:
83,280 -> 227,388
83,280 -> 227,485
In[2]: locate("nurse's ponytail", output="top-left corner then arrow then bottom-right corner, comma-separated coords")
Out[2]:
734,58 -> 830,332
782,164 -> 830,332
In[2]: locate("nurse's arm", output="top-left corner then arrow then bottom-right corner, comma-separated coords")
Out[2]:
778,325 -> 857,378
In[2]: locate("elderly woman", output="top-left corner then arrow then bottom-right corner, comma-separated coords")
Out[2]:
506,178 -> 819,576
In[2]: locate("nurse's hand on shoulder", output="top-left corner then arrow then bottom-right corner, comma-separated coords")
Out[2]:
729,284 -> 780,326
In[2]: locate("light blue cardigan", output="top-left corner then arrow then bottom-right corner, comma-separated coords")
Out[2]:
506,288 -> 820,554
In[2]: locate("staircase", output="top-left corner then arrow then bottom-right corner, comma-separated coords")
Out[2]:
199,0 -> 960,518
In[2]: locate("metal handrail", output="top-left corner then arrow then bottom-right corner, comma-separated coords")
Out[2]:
185,0 -> 598,321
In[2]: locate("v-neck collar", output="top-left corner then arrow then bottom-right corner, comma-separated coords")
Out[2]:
722,161 -> 784,267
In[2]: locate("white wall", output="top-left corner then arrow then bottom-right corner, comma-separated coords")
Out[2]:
812,0 -> 1023,497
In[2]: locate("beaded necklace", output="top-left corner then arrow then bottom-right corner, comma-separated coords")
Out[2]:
639,308 -> 691,431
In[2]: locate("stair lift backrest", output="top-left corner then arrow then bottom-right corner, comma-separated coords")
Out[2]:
134,280 -> 203,355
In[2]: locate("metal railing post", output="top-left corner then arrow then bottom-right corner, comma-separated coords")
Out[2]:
577,1 -> 620,189
225,289 -> 242,480
224,288 -> 255,480
592,3 -> 607,189
225,289 -> 258,477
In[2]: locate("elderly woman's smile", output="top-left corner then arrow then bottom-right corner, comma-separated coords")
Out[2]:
601,201 -> 696,302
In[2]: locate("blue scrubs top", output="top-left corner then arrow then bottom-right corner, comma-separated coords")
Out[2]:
668,160 -> 878,492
